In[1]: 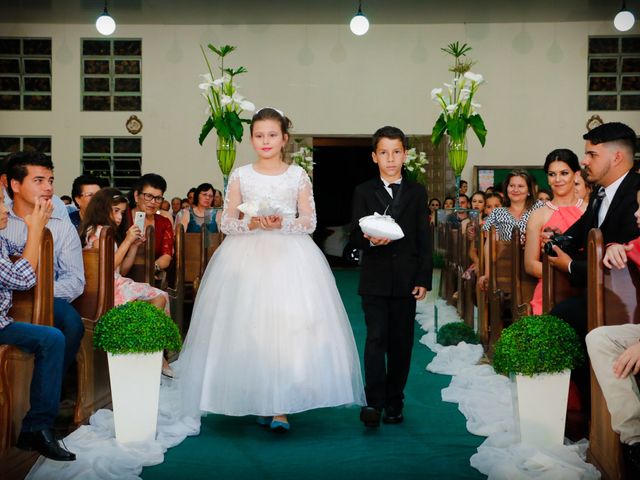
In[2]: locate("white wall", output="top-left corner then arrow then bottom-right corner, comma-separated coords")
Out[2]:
0,21 -> 638,198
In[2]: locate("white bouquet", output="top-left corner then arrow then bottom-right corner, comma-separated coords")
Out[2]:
237,199 -> 287,217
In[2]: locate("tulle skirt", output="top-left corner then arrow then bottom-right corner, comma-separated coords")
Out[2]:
176,231 -> 365,417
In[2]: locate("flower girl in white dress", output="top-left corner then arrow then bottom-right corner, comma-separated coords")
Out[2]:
177,108 -> 365,431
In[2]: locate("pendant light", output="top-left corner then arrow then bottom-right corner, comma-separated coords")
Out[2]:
350,1 -> 370,36
96,1 -> 117,36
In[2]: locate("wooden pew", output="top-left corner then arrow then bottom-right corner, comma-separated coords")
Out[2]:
72,225 -> 115,425
0,228 -> 54,478
444,224 -> 460,305
487,227 -> 512,356
127,224 -> 155,285
456,224 -> 467,318
204,231 -> 223,264
541,253 -> 582,314
476,226 -> 489,346
510,226 -> 538,321
167,224 -> 187,337
587,228 -> 640,480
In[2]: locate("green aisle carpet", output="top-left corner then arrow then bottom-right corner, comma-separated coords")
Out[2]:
142,269 -> 485,480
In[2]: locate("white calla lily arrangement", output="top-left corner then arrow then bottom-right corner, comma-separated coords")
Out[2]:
198,44 -> 255,147
430,42 -> 487,155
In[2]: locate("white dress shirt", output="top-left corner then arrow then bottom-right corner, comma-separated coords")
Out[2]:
598,171 -> 628,227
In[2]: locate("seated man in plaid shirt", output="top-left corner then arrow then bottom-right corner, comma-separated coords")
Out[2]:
0,187 -> 75,461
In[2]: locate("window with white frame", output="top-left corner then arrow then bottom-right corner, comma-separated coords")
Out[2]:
0,38 -> 52,110
588,36 -> 640,111
81,39 -> 142,111
81,137 -> 141,192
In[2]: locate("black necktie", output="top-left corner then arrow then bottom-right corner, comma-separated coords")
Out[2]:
388,183 -> 400,198
592,186 -> 606,227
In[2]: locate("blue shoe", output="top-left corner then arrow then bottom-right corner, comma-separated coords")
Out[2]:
256,416 -> 272,427
270,419 -> 290,432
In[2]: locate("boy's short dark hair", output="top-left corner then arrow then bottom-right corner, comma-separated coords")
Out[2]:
372,126 -> 408,152
583,122 -> 637,155
71,174 -> 108,207
135,173 -> 167,194
5,151 -> 54,199
460,180 -> 468,186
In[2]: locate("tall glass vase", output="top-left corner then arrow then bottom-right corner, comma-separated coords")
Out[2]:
216,135 -> 237,196
447,136 -> 468,208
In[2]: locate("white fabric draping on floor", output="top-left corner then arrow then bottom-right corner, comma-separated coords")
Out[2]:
26,378 -> 200,480
416,295 -> 601,480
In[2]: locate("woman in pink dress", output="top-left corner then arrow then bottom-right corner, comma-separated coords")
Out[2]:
525,149 -> 586,315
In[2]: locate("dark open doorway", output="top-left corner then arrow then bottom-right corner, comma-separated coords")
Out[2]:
310,137 -> 377,262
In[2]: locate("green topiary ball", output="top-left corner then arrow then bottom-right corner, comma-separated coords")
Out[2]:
437,322 -> 479,346
94,301 -> 182,354
493,314 -> 584,377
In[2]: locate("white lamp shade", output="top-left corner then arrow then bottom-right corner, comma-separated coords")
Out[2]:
350,13 -> 370,36
614,10 -> 635,32
96,14 -> 116,36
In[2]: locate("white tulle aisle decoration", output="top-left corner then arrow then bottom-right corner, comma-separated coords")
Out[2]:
416,296 -> 600,480
25,379 -> 200,479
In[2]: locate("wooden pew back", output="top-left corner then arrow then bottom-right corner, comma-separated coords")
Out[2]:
127,224 -> 155,284
72,225 -> 114,425
511,226 -> 538,321
587,228 -> 640,480
487,226 -> 512,355
0,228 -> 53,473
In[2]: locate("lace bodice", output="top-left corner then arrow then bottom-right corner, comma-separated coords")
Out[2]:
220,164 -> 317,235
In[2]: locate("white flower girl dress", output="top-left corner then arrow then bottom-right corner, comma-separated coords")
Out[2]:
177,164 -> 365,417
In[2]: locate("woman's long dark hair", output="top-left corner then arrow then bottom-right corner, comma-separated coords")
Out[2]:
79,187 -> 129,246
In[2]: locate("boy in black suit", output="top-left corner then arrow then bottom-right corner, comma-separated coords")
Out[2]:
351,126 -> 432,427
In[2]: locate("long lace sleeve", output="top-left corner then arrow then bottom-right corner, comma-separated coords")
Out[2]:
281,171 -> 316,235
220,169 -> 252,235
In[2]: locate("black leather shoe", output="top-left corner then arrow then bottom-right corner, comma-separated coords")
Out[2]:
623,442 -> 640,477
359,406 -> 381,428
382,407 -> 404,424
16,429 -> 76,461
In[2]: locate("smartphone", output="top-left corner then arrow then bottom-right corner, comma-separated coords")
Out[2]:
134,211 -> 145,232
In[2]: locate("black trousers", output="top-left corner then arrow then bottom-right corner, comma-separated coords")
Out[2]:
550,291 -> 590,411
361,295 -> 416,411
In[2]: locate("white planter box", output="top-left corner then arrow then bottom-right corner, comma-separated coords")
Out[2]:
107,351 -> 162,444
512,369 -> 570,447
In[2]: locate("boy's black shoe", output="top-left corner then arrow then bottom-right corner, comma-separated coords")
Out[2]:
623,442 -> 640,476
360,406 -> 381,427
382,407 -> 404,424
16,429 -> 76,461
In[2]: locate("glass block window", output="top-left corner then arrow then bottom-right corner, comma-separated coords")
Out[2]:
0,38 -> 52,110
588,36 -> 640,111
82,137 -> 141,191
81,39 -> 142,111
0,136 -> 51,162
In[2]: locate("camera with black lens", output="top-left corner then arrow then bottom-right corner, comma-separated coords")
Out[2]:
543,234 -> 573,257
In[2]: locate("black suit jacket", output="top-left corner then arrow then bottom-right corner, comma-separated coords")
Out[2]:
350,177 -> 433,297
565,170 -> 640,286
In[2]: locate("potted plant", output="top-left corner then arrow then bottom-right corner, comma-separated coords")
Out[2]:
94,301 -> 181,444
437,321 -> 479,346
493,314 -> 584,447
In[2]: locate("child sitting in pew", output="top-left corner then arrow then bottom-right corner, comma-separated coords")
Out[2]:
78,188 -> 173,376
